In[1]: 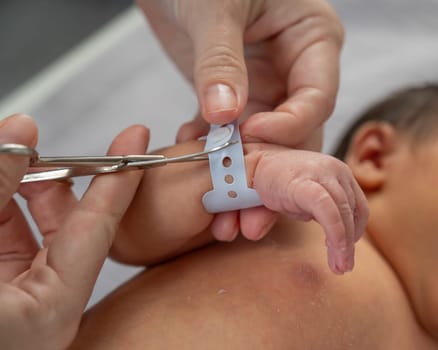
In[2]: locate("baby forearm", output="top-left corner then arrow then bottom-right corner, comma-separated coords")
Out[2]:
112,140 -> 233,265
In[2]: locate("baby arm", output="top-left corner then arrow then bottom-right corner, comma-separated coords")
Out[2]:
111,140 -> 368,274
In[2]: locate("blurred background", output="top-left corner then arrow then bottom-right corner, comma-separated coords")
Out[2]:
0,0 -> 131,97
0,0 -> 437,306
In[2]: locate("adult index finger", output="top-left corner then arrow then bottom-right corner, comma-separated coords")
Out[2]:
241,36 -> 341,150
46,125 -> 149,299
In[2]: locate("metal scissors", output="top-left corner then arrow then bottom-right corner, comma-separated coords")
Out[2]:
0,141 -> 235,183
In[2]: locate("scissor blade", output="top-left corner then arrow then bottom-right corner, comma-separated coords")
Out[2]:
32,154 -> 165,167
21,165 -> 122,183
22,168 -> 76,183
20,140 -> 237,183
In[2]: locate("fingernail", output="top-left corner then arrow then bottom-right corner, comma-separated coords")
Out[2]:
204,84 -> 238,118
213,223 -> 240,242
230,224 -> 240,241
334,248 -> 354,273
328,250 -> 343,275
253,218 -> 276,240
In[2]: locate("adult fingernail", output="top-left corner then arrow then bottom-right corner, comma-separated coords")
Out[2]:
229,224 -> 240,241
204,84 -> 238,118
213,223 -> 240,242
253,218 -> 276,241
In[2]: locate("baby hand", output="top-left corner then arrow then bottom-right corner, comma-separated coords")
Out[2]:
245,145 -> 369,274
113,141 -> 368,275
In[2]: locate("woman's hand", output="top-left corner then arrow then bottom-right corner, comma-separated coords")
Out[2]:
0,115 -> 149,350
137,0 -> 343,150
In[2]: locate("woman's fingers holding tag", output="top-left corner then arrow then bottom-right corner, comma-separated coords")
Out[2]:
239,206 -> 279,241
210,211 -> 240,241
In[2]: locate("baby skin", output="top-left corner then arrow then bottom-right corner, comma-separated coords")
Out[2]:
111,140 -> 368,274
70,129 -> 437,349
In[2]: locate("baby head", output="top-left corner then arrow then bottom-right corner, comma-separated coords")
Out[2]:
333,84 -> 438,337
334,84 -> 438,159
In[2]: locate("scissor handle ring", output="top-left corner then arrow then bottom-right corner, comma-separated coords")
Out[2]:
0,143 -> 38,161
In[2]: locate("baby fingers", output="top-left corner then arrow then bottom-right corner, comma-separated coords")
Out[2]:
292,179 -> 356,274
252,149 -> 369,274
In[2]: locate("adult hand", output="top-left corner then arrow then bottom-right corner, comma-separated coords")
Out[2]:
137,0 -> 343,150
0,114 -> 149,350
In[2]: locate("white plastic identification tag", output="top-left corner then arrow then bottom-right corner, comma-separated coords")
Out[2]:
202,121 -> 262,213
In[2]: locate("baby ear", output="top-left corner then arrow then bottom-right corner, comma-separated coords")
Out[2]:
345,122 -> 397,192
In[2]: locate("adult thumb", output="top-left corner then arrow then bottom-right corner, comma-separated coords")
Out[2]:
187,4 -> 248,124
0,114 -> 38,209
